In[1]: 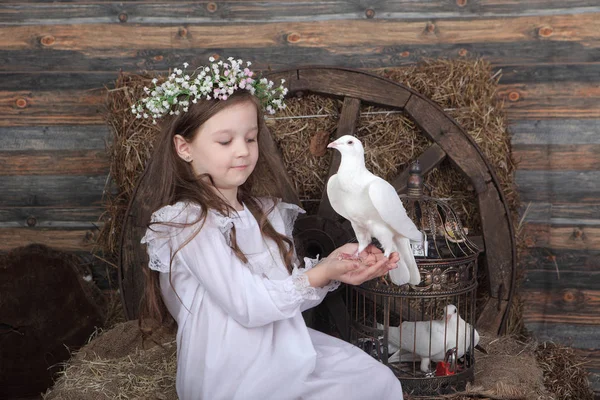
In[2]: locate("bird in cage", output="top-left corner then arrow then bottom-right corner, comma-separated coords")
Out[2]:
326,135 -> 423,285
379,304 -> 480,373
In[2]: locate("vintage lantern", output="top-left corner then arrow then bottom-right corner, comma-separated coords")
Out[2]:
348,161 -> 481,396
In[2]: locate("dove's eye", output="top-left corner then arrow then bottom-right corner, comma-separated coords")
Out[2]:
347,140 -> 354,145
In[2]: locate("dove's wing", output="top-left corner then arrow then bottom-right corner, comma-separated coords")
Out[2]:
378,323 -> 401,353
326,174 -> 351,220
368,178 -> 422,242
402,320 -> 448,358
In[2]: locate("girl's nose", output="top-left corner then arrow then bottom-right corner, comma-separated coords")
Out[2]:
235,139 -> 250,157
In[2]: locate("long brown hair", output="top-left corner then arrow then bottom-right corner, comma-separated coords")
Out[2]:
139,90 -> 295,330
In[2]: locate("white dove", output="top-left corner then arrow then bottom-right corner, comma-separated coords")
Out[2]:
379,304 -> 480,372
326,135 -> 423,285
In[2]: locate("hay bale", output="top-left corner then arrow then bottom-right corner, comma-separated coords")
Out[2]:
47,322 -> 594,400
0,244 -> 104,398
473,335 -> 551,400
535,342 -> 595,400
44,320 -> 176,400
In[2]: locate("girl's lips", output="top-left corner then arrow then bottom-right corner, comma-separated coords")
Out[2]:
231,165 -> 248,169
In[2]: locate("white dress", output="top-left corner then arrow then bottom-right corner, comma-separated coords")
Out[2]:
142,199 -> 403,400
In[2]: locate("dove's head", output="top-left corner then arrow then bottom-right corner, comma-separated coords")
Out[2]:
443,304 -> 458,323
327,135 -> 365,156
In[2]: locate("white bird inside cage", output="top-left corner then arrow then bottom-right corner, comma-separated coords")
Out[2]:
378,304 -> 480,373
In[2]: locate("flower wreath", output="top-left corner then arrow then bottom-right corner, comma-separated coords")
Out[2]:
131,57 -> 288,124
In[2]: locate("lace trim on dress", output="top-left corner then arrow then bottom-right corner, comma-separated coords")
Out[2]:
141,202 -> 196,273
288,267 -> 320,300
302,257 -> 341,292
274,201 -> 305,239
146,252 -> 172,273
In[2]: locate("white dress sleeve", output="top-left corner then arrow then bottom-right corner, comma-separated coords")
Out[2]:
141,203 -> 191,273
270,200 -> 341,312
142,202 -> 324,328
298,257 -> 341,312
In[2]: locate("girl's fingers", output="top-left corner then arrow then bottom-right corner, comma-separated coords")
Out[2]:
338,252 -> 403,284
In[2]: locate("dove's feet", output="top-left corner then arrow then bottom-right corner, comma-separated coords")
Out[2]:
337,252 -> 362,261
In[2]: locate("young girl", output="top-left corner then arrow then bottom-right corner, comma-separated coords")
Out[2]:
135,58 -> 404,400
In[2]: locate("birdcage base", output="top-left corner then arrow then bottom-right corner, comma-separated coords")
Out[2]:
395,365 -> 474,396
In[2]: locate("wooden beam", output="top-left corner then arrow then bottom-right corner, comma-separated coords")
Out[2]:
3,14 -> 600,51
390,143 -> 446,193
517,170 -> 600,203
0,150 -> 109,176
3,1 -> 599,25
0,227 -> 98,251
0,175 -> 107,207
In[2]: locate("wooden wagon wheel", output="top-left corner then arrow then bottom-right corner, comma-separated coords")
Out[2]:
119,67 -> 516,336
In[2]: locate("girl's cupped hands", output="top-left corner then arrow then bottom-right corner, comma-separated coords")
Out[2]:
307,243 -> 399,287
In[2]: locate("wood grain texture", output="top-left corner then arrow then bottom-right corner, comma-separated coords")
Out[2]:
522,270 -> 600,291
513,144 -> 600,170
521,223 -> 600,250
0,175 -> 107,207
0,227 -> 97,251
522,289 -> 600,325
500,63 -> 600,84
0,206 -> 104,228
516,171 -> 600,203
526,322 -> 600,348
3,1 -> 599,25
0,125 -> 110,151
521,248 -> 600,274
5,63 -> 600,89
521,202 -> 600,225
0,90 -> 105,126
0,150 -> 109,176
3,41 -> 600,73
0,72 -> 112,90
510,119 -> 600,146
296,69 -> 411,109
499,82 -> 600,119
3,14 -> 600,51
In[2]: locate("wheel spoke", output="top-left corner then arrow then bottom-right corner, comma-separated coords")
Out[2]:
260,125 -> 301,206
390,143 -> 447,193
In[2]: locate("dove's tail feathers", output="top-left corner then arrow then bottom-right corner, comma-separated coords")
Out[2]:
388,256 -> 411,286
396,237 -> 421,285
388,349 -> 420,363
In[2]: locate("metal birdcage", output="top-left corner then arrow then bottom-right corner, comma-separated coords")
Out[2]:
348,161 -> 481,396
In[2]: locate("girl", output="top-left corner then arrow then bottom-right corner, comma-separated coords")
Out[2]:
136,58 -> 404,399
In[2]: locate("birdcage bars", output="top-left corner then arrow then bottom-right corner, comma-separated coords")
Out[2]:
347,161 -> 480,396
348,285 -> 478,395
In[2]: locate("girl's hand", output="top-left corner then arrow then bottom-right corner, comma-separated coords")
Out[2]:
306,243 -> 400,287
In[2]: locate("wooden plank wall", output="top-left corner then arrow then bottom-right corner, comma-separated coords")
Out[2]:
1,0 -> 599,392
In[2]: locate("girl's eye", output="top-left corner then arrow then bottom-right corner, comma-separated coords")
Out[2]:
247,138 -> 257,143
218,140 -> 231,146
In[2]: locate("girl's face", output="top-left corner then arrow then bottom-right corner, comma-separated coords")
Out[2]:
175,100 -> 259,199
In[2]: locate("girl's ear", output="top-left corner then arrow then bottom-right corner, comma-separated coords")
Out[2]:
173,134 -> 191,161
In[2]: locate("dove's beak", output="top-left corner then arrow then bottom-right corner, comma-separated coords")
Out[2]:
327,141 -> 338,149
